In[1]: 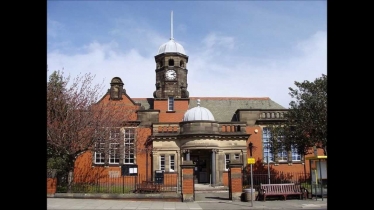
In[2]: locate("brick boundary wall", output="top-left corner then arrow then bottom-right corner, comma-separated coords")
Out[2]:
180,160 -> 195,202
228,160 -> 243,201
47,178 -> 57,194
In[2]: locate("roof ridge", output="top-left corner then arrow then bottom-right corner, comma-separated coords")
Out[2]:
190,97 -> 270,100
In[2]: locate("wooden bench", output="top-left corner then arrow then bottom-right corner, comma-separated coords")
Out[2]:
258,183 -> 307,201
135,181 -> 161,193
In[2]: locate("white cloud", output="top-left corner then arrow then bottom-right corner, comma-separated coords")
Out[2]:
47,30 -> 326,109
47,41 -> 155,97
185,30 -> 327,108
47,17 -> 64,38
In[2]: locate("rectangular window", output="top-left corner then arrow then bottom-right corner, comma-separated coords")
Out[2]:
94,138 -> 105,164
277,145 -> 288,162
124,128 -> 135,164
263,127 -> 274,163
109,129 -> 120,164
160,155 -> 165,171
263,127 -> 301,163
109,143 -> 120,164
291,146 -> 301,161
168,97 -> 174,111
170,155 -> 175,171
225,154 -> 230,170
276,135 -> 287,162
234,154 -> 240,159
110,128 -> 121,141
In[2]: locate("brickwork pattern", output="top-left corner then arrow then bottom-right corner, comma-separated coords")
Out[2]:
182,168 -> 194,194
229,167 -> 243,193
47,178 -> 57,194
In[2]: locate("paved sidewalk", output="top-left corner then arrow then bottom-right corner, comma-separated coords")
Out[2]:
47,197 -> 327,210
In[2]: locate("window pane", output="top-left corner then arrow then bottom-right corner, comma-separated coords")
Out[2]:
278,145 -> 287,162
160,155 -> 165,171
291,146 -> 301,161
168,97 -> 174,111
170,155 -> 175,171
234,154 -> 240,159
124,128 -> 135,164
109,143 -> 120,164
225,154 -> 230,170
95,139 -> 105,164
263,127 -> 274,163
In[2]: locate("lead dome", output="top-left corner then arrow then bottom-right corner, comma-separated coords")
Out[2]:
157,38 -> 186,55
183,99 -> 215,121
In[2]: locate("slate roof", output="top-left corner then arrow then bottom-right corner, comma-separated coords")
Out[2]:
132,97 -> 285,122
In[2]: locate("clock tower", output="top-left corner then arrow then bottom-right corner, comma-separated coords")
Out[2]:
153,11 -> 189,99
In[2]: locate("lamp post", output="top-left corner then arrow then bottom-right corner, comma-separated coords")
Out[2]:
249,142 -> 254,207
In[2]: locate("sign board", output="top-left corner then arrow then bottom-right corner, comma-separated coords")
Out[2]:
247,158 -> 255,164
121,164 -> 138,176
154,170 -> 164,184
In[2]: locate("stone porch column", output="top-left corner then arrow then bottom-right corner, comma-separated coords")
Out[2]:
184,149 -> 190,161
152,151 -> 158,181
211,149 -> 218,186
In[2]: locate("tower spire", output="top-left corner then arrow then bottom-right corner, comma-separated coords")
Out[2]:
170,10 -> 174,40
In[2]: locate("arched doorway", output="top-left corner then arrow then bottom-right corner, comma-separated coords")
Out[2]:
189,149 -> 230,202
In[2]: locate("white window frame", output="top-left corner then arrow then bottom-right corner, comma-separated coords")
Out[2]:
94,139 -> 105,164
262,127 -> 274,163
277,145 -> 288,162
225,154 -> 230,171
169,154 -> 175,172
263,127 -> 302,163
160,155 -> 165,171
168,97 -> 174,111
109,143 -> 120,164
263,127 -> 274,163
234,153 -> 240,160
276,134 -> 287,162
108,129 -> 120,164
123,128 -> 135,164
291,145 -> 301,161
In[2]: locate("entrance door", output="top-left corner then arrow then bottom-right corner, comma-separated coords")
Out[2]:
190,149 -> 211,184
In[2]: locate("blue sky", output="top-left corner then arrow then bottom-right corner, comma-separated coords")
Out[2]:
47,1 -> 327,108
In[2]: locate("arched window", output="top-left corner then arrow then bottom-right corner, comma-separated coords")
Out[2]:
180,60 -> 184,68
168,59 -> 174,66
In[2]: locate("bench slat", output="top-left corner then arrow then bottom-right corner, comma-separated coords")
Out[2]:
258,183 -> 305,201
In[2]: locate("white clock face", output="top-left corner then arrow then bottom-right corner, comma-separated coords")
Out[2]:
165,70 -> 177,80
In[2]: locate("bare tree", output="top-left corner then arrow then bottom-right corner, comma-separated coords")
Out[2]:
47,70 -> 128,192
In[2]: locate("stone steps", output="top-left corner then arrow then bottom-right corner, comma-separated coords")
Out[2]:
194,184 -> 228,192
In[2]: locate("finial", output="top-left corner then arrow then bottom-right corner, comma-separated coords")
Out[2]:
197,99 -> 200,107
170,10 -> 174,40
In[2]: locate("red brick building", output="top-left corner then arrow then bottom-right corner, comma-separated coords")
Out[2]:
72,17 -> 325,189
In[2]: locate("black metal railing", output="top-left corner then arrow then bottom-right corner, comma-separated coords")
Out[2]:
55,173 -> 178,194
